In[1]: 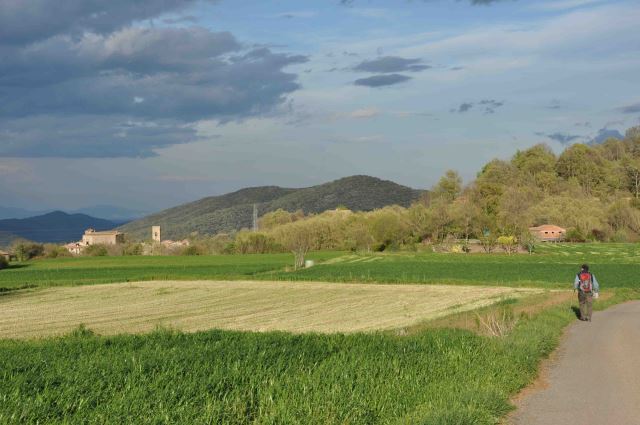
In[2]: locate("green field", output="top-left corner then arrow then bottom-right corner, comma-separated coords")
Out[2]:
0,307 -> 577,424
0,252 -> 341,291
1,244 -> 639,424
278,244 -> 640,288
2,243 -> 639,291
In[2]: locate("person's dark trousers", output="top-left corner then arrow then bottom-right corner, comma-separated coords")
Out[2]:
578,291 -> 593,321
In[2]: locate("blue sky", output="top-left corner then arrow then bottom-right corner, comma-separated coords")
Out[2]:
1,0 -> 639,212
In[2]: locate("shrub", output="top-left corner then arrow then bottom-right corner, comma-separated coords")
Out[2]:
497,235 -> 518,255
611,229 -> 629,243
123,243 -> 143,256
181,245 -> 201,256
84,244 -> 108,257
12,243 -> 45,261
235,231 -> 281,254
565,228 -> 586,242
590,228 -> 607,242
0,256 -> 7,270
43,244 -> 71,259
479,234 -> 497,253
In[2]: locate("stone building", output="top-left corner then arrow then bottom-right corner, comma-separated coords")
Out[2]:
152,226 -> 161,242
81,228 -> 125,246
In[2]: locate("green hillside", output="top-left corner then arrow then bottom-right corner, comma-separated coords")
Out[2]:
118,176 -> 423,240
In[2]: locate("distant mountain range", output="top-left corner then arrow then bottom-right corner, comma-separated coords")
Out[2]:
0,211 -> 119,246
118,175 -> 423,241
0,205 -> 148,221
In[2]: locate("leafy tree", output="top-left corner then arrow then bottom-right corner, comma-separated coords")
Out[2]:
511,144 -> 556,179
368,207 -> 410,249
471,159 -> 515,216
342,214 -> 374,252
623,157 -> 640,198
497,235 -> 518,255
497,186 -> 541,237
598,138 -> 626,161
449,196 -> 480,241
431,170 -> 462,202
258,209 -> 304,231
235,231 -> 280,254
555,144 -> 605,195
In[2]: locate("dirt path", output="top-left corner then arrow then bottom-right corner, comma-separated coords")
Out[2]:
510,301 -> 640,425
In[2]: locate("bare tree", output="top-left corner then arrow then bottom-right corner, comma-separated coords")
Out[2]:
273,221 -> 314,269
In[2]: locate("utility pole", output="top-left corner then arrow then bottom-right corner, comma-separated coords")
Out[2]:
252,204 -> 258,232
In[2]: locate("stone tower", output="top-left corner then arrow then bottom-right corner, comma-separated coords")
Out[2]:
152,226 -> 161,242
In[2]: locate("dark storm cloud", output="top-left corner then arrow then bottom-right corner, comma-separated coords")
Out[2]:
452,99 -> 504,114
0,3 -> 308,158
535,132 -> 583,145
479,99 -> 504,114
0,0 -> 216,46
0,115 -> 197,158
163,15 -> 199,24
353,56 -> 430,73
354,74 -> 412,87
619,102 -> 640,114
455,103 -> 474,113
590,128 -> 624,145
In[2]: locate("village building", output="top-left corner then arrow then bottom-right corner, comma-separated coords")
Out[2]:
0,250 -> 10,262
529,224 -> 566,242
152,226 -> 161,242
81,228 -> 125,246
64,243 -> 84,255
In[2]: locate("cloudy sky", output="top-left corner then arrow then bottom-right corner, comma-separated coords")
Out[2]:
1,0 -> 639,212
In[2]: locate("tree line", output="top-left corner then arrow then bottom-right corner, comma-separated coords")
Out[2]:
6,127 -> 640,266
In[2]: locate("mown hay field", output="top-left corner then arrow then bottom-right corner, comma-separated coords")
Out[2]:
0,280 -> 538,339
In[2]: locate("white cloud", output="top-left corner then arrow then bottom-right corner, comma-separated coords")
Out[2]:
348,107 -> 380,119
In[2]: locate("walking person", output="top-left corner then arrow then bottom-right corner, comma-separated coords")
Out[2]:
574,264 -> 599,321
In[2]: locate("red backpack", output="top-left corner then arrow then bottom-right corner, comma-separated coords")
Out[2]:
578,272 -> 592,293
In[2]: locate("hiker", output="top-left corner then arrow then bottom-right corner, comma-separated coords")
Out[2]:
574,264 -> 599,321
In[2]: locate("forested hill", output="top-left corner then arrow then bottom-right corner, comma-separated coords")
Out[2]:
118,176 -> 423,240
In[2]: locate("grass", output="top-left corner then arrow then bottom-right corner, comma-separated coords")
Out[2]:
271,243 -> 640,288
2,289 -> 637,424
0,252 -> 341,291
2,243 -> 640,291
1,243 -> 639,423
0,280 -> 539,339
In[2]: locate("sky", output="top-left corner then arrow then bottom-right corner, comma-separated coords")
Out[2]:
1,0 -> 639,212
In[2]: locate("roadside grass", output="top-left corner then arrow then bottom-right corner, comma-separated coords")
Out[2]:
2,288 -> 637,424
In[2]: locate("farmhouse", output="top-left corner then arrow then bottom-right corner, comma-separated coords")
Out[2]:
81,228 -> 125,246
0,250 -> 10,262
64,243 -> 84,255
529,224 -> 566,242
